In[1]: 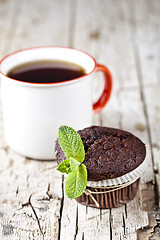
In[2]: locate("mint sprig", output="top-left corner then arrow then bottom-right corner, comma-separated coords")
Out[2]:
57,125 -> 87,199
65,164 -> 87,199
58,125 -> 85,162
56,159 -> 71,174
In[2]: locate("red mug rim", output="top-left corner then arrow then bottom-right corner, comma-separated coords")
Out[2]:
0,46 -> 97,85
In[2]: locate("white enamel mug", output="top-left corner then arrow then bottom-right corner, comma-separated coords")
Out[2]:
0,47 -> 112,159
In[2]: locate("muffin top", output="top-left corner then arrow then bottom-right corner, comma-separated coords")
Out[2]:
55,126 -> 146,181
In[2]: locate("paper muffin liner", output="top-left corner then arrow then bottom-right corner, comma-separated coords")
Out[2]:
87,158 -> 147,188
76,159 -> 146,208
76,178 -> 140,208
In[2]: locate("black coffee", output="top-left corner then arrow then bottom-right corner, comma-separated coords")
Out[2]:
7,60 -> 86,83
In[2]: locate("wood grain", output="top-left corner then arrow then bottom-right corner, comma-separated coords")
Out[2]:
0,0 -> 159,239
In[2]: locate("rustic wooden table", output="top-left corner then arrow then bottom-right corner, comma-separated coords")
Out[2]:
0,0 -> 160,239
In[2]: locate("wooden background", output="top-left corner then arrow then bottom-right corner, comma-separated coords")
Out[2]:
0,0 -> 160,239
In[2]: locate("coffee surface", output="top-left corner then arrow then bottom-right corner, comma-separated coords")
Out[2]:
7,60 -> 86,83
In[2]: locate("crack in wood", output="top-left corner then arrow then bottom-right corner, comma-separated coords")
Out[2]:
86,206 -> 88,215
26,174 -> 30,188
109,209 -> 113,240
86,214 -> 103,221
16,186 -> 19,196
154,169 -> 159,174
124,204 -> 128,219
37,183 -> 61,202
74,204 -> 79,240
22,212 -> 35,221
82,232 -> 84,240
100,209 -> 102,221
138,183 -> 160,239
21,194 -> 45,239
155,175 -> 160,207
58,175 -> 64,240
46,183 -> 53,200
122,213 -> 126,236
128,1 -> 160,238
154,181 -> 160,209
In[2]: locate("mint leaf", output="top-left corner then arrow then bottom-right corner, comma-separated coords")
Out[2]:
57,159 -> 71,174
69,157 -> 80,172
57,125 -> 88,199
58,126 -> 85,163
65,163 -> 87,199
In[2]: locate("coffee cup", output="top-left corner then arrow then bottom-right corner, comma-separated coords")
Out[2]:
0,47 -> 112,159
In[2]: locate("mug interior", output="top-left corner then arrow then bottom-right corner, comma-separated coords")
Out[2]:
0,47 -> 96,84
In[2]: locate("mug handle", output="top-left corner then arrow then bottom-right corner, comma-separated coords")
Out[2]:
93,64 -> 112,114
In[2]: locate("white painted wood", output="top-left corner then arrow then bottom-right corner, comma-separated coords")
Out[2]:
105,89 -> 153,183
58,190 -> 78,240
0,0 -> 159,239
132,0 -> 160,87
78,206 -> 110,240
74,0 -> 140,93
72,0 -> 157,239
144,86 -> 160,171
0,0 -> 71,239
0,0 -> 21,57
144,85 -> 160,207
0,0 -> 71,57
0,149 -> 62,239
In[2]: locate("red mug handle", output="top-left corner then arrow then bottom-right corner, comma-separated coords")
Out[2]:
93,64 -> 112,114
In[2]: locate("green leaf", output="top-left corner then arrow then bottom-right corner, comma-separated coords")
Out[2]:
65,163 -> 87,199
57,159 -> 71,174
69,157 -> 80,172
57,125 -> 88,200
58,125 -> 85,163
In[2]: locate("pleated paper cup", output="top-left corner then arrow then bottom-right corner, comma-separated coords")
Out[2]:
76,159 -> 146,209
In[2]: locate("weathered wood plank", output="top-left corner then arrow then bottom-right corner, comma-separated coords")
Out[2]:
106,89 -> 153,182
0,0 -> 23,57
69,0 -> 155,239
144,85 -> 160,207
74,0 -> 140,92
58,187 -> 78,240
125,0 -> 160,238
132,0 -> 160,87
78,206 -> 110,240
0,148 -> 62,239
0,0 -> 71,57
0,0 -> 159,239
0,0 -> 72,239
102,89 -> 152,239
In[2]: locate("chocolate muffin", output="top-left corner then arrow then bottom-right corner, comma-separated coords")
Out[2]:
55,126 -> 146,208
